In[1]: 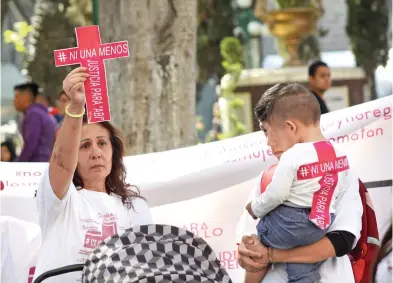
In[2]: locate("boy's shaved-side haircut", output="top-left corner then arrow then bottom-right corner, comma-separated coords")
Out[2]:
254,83 -> 321,126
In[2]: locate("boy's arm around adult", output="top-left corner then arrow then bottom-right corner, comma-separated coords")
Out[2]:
249,150 -> 295,219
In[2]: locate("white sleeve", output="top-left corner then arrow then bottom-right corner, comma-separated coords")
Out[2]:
129,198 -> 154,227
251,151 -> 295,219
328,169 -> 362,246
36,167 -> 76,231
235,173 -> 263,244
0,217 -> 41,283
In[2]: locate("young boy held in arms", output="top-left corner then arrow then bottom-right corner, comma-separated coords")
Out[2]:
245,83 -> 352,283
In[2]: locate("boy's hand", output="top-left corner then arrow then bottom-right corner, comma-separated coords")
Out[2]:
246,202 -> 258,220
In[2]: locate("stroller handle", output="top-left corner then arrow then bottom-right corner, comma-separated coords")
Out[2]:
33,264 -> 84,283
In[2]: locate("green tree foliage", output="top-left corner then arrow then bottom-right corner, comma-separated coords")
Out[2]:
66,0 -> 92,26
197,0 -> 235,83
275,0 -> 320,8
218,37 -> 246,139
346,0 -> 390,100
25,0 -> 76,101
1,0 -> 9,24
3,22 -> 33,53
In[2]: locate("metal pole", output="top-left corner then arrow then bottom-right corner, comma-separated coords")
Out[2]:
92,0 -> 99,25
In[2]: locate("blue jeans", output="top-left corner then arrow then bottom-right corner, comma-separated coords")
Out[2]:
257,205 -> 335,283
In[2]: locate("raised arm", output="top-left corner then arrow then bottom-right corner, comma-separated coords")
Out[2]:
49,67 -> 88,199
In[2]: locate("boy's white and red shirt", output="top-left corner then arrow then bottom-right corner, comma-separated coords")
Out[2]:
236,141 -> 363,283
251,141 -> 351,230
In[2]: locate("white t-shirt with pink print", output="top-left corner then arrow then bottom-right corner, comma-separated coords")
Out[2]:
33,168 -> 153,283
251,140 -> 351,230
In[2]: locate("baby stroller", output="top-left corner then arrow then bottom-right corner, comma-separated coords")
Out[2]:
33,224 -> 233,283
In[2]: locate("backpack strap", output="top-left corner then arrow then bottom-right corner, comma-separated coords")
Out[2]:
349,179 -> 380,283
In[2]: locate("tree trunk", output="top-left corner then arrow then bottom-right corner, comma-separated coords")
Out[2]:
1,0 -> 9,25
99,0 -> 197,155
26,0 -> 76,102
367,71 -> 377,101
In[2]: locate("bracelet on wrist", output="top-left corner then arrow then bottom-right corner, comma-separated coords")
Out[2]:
268,247 -> 276,264
65,104 -> 85,118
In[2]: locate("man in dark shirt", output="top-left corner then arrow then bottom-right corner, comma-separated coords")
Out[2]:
13,82 -> 56,162
308,60 -> 331,114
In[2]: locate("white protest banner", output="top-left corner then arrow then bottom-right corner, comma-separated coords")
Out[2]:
0,96 -> 392,282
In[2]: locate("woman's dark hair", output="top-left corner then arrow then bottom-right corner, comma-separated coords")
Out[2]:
1,139 -> 17,162
72,115 -> 144,209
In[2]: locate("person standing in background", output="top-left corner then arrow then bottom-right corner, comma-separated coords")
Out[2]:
35,94 -> 61,124
35,94 -> 51,108
1,139 -> 17,162
51,91 -> 72,139
308,60 -> 331,114
56,90 -> 71,125
13,82 -> 56,162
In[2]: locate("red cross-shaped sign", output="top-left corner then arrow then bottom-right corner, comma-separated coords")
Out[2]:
54,25 -> 129,123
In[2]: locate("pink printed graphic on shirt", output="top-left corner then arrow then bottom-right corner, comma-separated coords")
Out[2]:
296,156 -> 349,180
27,266 -> 35,283
83,213 -> 118,249
296,141 -> 350,230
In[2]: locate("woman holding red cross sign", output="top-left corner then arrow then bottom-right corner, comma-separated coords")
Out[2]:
33,67 -> 153,283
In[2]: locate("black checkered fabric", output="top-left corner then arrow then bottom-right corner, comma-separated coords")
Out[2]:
82,224 -> 233,283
